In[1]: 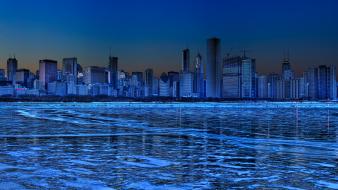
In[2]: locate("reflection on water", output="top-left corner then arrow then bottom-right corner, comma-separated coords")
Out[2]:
0,102 -> 337,189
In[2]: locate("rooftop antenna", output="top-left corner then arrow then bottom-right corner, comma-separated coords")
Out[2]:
109,47 -> 112,58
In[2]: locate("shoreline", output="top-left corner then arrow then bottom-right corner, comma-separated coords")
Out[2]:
0,96 -> 336,103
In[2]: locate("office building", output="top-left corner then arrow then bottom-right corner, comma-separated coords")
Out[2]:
159,72 -> 170,97
193,53 -> 204,98
108,56 -> 118,89
7,58 -> 18,85
145,68 -> 154,97
168,71 -> 179,97
206,38 -> 222,98
180,72 -> 193,97
16,69 -> 30,87
83,66 -> 107,85
39,59 -> 57,90
257,75 -> 268,99
329,65 -> 337,100
182,49 -> 190,72
222,56 -> 242,98
62,58 -> 78,83
0,69 -> 5,81
241,58 -> 256,98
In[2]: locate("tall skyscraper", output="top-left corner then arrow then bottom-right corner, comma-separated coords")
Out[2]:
0,69 -> 6,81
108,56 -> 118,89
168,71 -> 179,97
180,49 -> 193,97
159,72 -> 170,97
182,49 -> 190,72
144,68 -> 154,97
193,54 -> 204,98
7,58 -> 18,85
83,66 -> 107,85
62,58 -> 78,83
39,59 -> 57,89
317,65 -> 337,100
222,56 -> 242,98
16,69 -> 30,87
317,65 -> 329,100
257,75 -> 268,98
268,74 -> 280,99
206,38 -> 222,98
241,58 -> 256,98
303,67 -> 318,99
329,65 -> 337,100
282,57 -> 294,80
180,72 -> 193,97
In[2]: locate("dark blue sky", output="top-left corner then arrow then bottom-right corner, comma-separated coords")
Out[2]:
0,0 -> 337,76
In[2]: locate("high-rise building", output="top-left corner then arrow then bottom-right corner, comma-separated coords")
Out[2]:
0,69 -> 6,81
290,79 -> 300,99
303,68 -> 318,99
329,65 -> 337,100
222,56 -> 242,98
182,49 -> 190,72
145,68 -> 154,97
206,38 -> 222,98
16,69 -> 30,87
62,58 -> 78,83
159,72 -> 170,97
317,65 -> 337,100
241,58 -> 256,98
108,56 -> 118,89
83,66 -> 107,85
267,74 -> 279,99
39,59 -> 57,90
282,57 -> 294,80
7,58 -> 18,85
180,48 -> 193,97
317,65 -> 329,100
168,71 -> 179,97
257,75 -> 268,99
193,53 -> 204,98
180,72 -> 193,97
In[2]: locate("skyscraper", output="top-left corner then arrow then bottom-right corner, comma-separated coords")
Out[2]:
180,49 -> 193,97
206,38 -> 221,98
241,58 -> 256,98
168,71 -> 179,97
83,66 -> 107,85
303,67 -> 318,100
257,75 -> 268,99
317,65 -> 329,100
329,65 -> 337,100
62,58 -> 78,83
282,57 -> 294,80
317,65 -> 337,100
7,58 -> 18,85
159,72 -> 170,97
222,56 -> 242,98
39,59 -> 57,89
182,49 -> 190,72
193,53 -> 204,98
108,56 -> 118,89
145,68 -> 154,97
0,69 -> 5,81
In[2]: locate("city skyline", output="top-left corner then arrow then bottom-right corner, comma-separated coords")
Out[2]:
0,0 -> 337,77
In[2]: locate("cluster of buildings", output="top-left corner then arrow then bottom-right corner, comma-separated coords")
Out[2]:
0,37 -> 337,100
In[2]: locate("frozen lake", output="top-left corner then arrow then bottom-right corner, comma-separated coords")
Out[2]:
0,102 -> 337,189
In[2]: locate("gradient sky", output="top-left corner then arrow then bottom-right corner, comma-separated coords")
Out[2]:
0,0 -> 337,77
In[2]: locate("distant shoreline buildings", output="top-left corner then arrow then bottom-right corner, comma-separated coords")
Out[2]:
0,37 -> 337,101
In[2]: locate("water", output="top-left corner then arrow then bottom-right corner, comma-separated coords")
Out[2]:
0,102 -> 337,189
